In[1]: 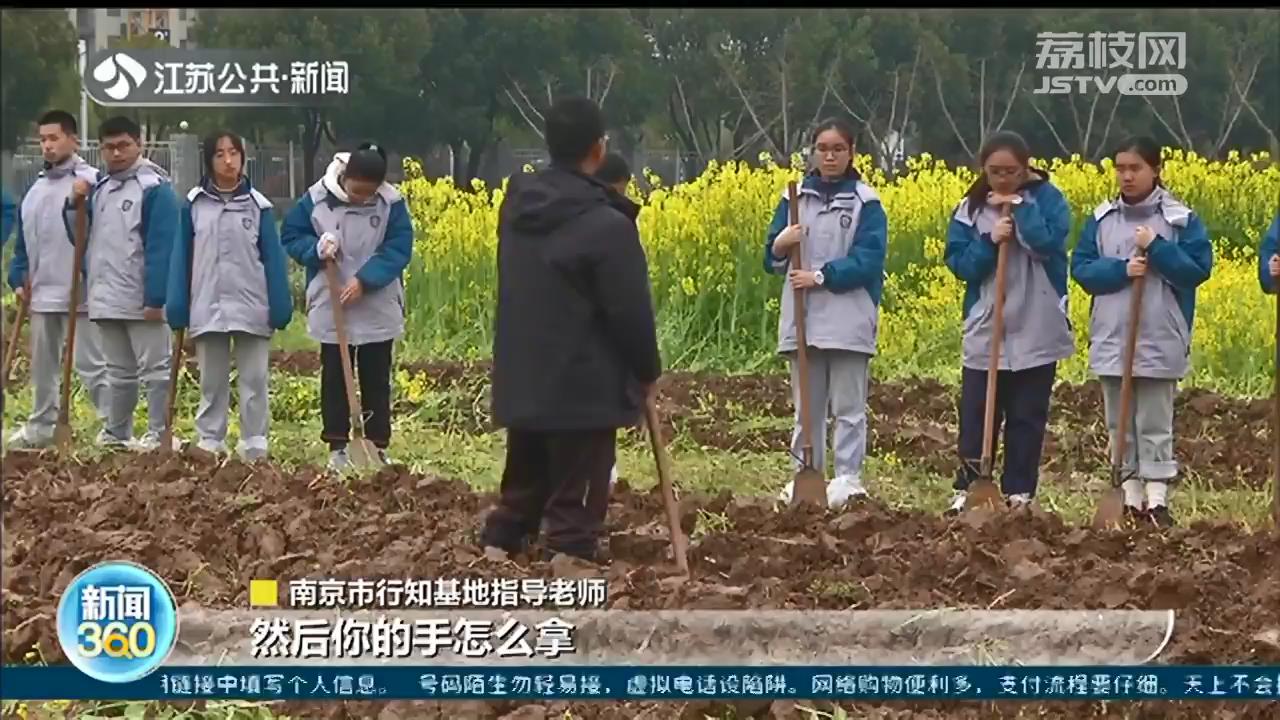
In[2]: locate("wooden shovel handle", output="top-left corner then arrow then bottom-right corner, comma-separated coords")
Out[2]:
3,287 -> 29,383
59,198 -> 88,426
980,203 -> 1013,476
645,397 -> 689,575
324,261 -> 366,431
1113,248 -> 1147,478
787,181 -> 815,468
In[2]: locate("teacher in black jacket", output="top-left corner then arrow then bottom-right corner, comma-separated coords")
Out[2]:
482,96 -> 662,563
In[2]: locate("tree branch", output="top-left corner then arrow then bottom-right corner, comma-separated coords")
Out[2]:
673,74 -> 705,161
1090,92 -> 1123,161
715,49 -> 784,159
1028,95 -> 1072,157
1213,56 -> 1259,158
992,60 -> 1024,134
928,53 -> 974,158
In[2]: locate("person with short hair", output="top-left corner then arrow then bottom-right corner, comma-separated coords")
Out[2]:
595,152 -> 632,196
1071,136 -> 1213,528
282,142 -> 414,471
482,96 -> 661,563
72,115 -> 180,451
166,130 -> 293,461
6,110 -> 110,448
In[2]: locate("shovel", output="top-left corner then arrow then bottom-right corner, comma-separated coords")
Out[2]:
2,283 -> 30,384
324,260 -> 382,469
786,181 -> 827,507
160,235 -> 195,455
1092,249 -> 1147,529
644,395 -> 689,576
54,197 -> 89,451
963,201 -> 1014,511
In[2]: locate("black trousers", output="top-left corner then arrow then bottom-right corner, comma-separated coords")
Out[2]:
320,340 -> 393,450
955,362 -> 1056,496
481,428 -> 616,561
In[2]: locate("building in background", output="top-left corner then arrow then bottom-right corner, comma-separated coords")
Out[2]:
68,8 -> 199,51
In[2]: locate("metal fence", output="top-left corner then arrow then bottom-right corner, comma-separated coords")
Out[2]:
10,140 -> 176,199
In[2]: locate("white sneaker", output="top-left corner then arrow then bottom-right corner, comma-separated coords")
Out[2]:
6,425 -> 50,450
827,475 -> 868,509
945,491 -> 968,516
328,449 -> 351,471
129,432 -> 182,453
196,439 -> 228,455
777,479 -> 795,504
96,429 -> 129,449
1007,493 -> 1034,509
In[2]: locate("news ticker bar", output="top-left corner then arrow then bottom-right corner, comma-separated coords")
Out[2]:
1,666 -> 1277,701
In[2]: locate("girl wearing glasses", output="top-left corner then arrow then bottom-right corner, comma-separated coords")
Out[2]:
944,130 -> 1075,515
1070,137 -> 1213,528
766,118 -> 888,509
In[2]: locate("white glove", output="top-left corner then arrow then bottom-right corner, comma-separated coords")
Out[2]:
317,232 -> 339,260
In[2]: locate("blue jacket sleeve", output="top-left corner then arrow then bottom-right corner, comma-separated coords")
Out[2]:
944,216 -> 998,283
1013,185 -> 1070,257
282,193 -> 322,270
166,201 -> 195,329
1259,213 -> 1279,294
8,211 -> 28,290
141,183 -> 179,309
1069,216 -> 1129,295
762,198 -> 790,275
258,209 -> 294,330
355,199 -> 414,291
1147,213 -> 1212,289
0,189 -> 15,247
821,200 -> 887,293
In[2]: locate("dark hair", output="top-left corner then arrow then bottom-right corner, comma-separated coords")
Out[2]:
202,130 -> 245,178
963,130 -> 1033,213
811,118 -> 857,148
99,115 -> 141,142
596,152 -> 631,185
346,142 -> 388,184
544,96 -> 605,167
37,110 -> 78,137
1112,136 -> 1165,187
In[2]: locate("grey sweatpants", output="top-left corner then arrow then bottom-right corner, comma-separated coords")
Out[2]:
788,348 -> 871,479
1099,376 -> 1178,482
195,332 -> 271,450
23,312 -> 109,439
96,319 -> 171,442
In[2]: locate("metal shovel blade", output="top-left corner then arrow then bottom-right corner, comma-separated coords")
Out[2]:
964,477 -> 1004,511
790,467 -> 827,507
346,437 -> 383,470
1092,483 -> 1127,529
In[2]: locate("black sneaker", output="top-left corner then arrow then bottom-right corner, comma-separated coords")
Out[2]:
1147,505 -> 1174,528
1124,505 -> 1147,524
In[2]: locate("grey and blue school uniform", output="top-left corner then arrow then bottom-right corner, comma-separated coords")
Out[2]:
78,156 -> 180,444
167,177 -> 293,457
763,169 -> 888,505
1070,187 -> 1213,491
1259,212 -> 1279,294
1,187 -> 14,246
945,169 -> 1074,499
281,153 -> 414,452
6,156 -> 109,445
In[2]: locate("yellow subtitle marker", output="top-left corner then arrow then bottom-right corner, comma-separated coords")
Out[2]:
249,579 -> 278,608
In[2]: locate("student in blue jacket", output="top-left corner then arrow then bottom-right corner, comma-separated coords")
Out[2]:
765,118 -> 888,509
282,143 -> 413,471
1071,137 -> 1213,528
1,187 -> 14,247
167,131 -> 293,461
944,130 -> 1075,515
1260,212 -> 1279,294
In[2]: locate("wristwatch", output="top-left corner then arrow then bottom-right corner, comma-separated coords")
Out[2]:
813,270 -> 826,287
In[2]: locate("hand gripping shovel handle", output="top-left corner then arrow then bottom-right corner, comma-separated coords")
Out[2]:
2,285 -> 29,384
788,181 -> 815,469
645,396 -> 689,576
56,198 -> 89,449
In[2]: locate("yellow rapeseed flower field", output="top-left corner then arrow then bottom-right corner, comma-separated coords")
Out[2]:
398,151 -> 1280,395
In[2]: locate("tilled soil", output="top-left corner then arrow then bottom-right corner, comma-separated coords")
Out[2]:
2,452 -> 1277,718
273,355 -> 1276,490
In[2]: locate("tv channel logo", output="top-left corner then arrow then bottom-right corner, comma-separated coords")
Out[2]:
56,561 -> 179,683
